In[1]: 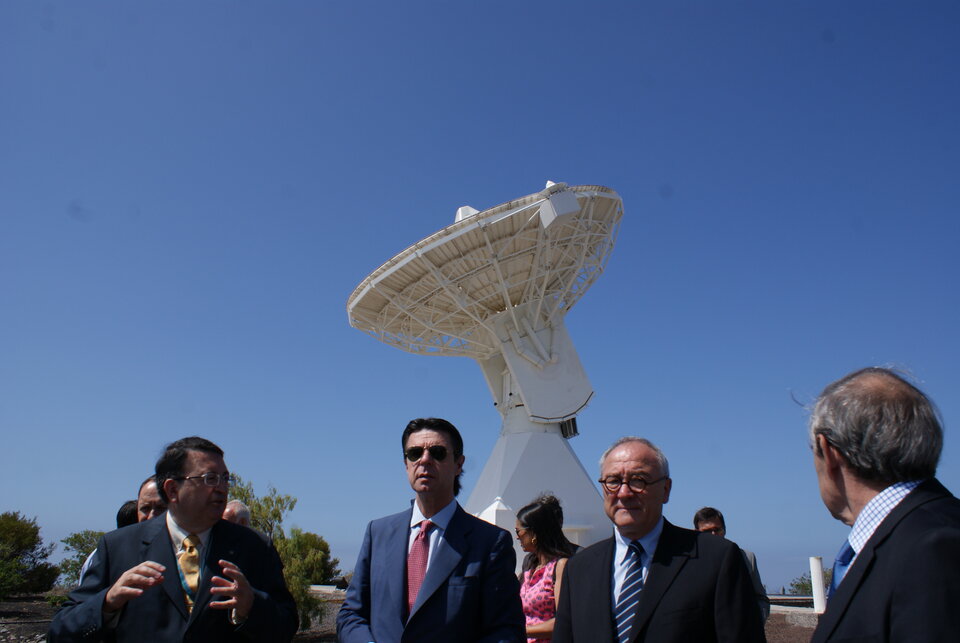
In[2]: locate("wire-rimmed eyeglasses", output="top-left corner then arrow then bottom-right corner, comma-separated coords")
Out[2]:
176,472 -> 233,487
597,475 -> 667,494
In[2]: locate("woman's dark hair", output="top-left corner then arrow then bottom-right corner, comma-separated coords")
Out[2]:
517,494 -> 577,571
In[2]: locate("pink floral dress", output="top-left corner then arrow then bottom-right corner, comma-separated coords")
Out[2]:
519,558 -> 559,642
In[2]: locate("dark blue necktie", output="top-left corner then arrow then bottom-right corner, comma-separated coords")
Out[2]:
827,539 -> 854,598
615,541 -> 644,643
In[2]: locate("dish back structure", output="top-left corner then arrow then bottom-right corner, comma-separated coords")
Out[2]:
348,182 -> 623,560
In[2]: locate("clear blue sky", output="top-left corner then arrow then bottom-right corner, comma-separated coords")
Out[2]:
2,2 -> 958,592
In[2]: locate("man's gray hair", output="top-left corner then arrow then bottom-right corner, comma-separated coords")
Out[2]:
810,367 -> 943,484
599,437 -> 670,478
226,499 -> 251,520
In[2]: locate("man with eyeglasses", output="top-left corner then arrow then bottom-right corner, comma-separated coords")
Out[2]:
338,417 -> 524,643
50,436 -> 298,642
553,437 -> 765,643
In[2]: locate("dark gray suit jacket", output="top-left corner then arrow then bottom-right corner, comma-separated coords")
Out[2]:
49,517 -> 298,642
813,479 -> 960,642
554,520 -> 765,643
336,504 -> 524,643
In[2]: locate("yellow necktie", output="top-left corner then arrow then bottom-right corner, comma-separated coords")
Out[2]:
178,533 -> 201,612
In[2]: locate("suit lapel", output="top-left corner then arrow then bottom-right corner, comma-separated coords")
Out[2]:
814,480 -> 950,641
383,510 -> 412,620
141,517 -> 189,621
591,538 -> 617,643
409,505 -> 466,619
632,521 -> 693,640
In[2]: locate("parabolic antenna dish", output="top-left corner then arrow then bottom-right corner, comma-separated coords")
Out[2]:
347,181 -> 624,559
347,183 -> 623,359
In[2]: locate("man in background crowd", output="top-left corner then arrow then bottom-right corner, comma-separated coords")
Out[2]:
136,475 -> 167,522
223,499 -> 252,527
116,500 -> 139,529
693,506 -> 770,623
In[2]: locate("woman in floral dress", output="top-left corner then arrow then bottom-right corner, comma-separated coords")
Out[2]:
515,495 -> 578,641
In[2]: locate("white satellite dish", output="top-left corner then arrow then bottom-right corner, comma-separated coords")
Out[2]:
348,181 -> 623,552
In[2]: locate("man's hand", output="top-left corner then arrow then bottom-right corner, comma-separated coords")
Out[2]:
209,559 -> 255,620
103,561 -> 166,613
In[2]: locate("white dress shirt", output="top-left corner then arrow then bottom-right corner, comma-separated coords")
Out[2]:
408,499 -> 458,569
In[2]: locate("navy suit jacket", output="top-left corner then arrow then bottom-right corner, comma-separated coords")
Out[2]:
813,478 -> 960,642
49,517 -> 298,642
554,520 -> 765,643
337,504 -> 524,643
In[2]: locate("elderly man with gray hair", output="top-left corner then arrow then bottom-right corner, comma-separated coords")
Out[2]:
554,437 -> 764,643
223,500 -> 252,528
810,367 -> 960,643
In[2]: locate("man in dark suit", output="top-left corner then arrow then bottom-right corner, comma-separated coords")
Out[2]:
554,437 -> 765,643
337,417 -> 524,643
49,437 -> 298,642
809,367 -> 960,642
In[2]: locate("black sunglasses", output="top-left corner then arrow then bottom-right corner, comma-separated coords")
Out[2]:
404,445 -> 449,462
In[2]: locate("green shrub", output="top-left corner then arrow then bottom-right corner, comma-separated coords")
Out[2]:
0,511 -> 58,598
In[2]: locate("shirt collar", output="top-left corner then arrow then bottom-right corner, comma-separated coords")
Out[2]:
614,515 -> 664,563
847,480 -> 921,553
411,498 -> 457,531
166,511 -> 213,550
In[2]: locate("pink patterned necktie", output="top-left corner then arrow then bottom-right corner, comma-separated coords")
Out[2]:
406,520 -> 434,613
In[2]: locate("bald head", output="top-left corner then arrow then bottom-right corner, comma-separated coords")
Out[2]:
223,500 -> 251,527
137,477 -> 167,522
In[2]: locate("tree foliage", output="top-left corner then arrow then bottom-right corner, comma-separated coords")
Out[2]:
788,568 -> 833,595
277,528 -> 342,629
229,474 -> 297,541
0,511 -> 59,598
59,529 -> 105,586
229,477 -> 340,629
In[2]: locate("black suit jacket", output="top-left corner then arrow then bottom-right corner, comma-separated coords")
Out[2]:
49,517 -> 298,642
813,478 -> 960,642
554,520 -> 765,643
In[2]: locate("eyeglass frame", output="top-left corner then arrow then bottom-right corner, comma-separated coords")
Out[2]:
175,472 -> 234,487
597,474 -> 668,494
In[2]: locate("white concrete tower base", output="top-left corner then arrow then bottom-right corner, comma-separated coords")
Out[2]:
464,408 -> 611,571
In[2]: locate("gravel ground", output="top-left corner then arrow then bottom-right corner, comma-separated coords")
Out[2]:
0,595 -> 336,642
3,595 -> 812,642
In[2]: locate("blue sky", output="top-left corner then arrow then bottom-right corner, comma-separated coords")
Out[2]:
2,2 -> 958,592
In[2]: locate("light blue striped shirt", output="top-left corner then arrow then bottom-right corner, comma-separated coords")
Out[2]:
611,516 -> 664,610
846,480 -> 921,566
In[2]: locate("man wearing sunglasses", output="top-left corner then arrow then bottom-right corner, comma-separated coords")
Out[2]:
338,417 -> 524,643
50,436 -> 298,642
553,437 -> 764,643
